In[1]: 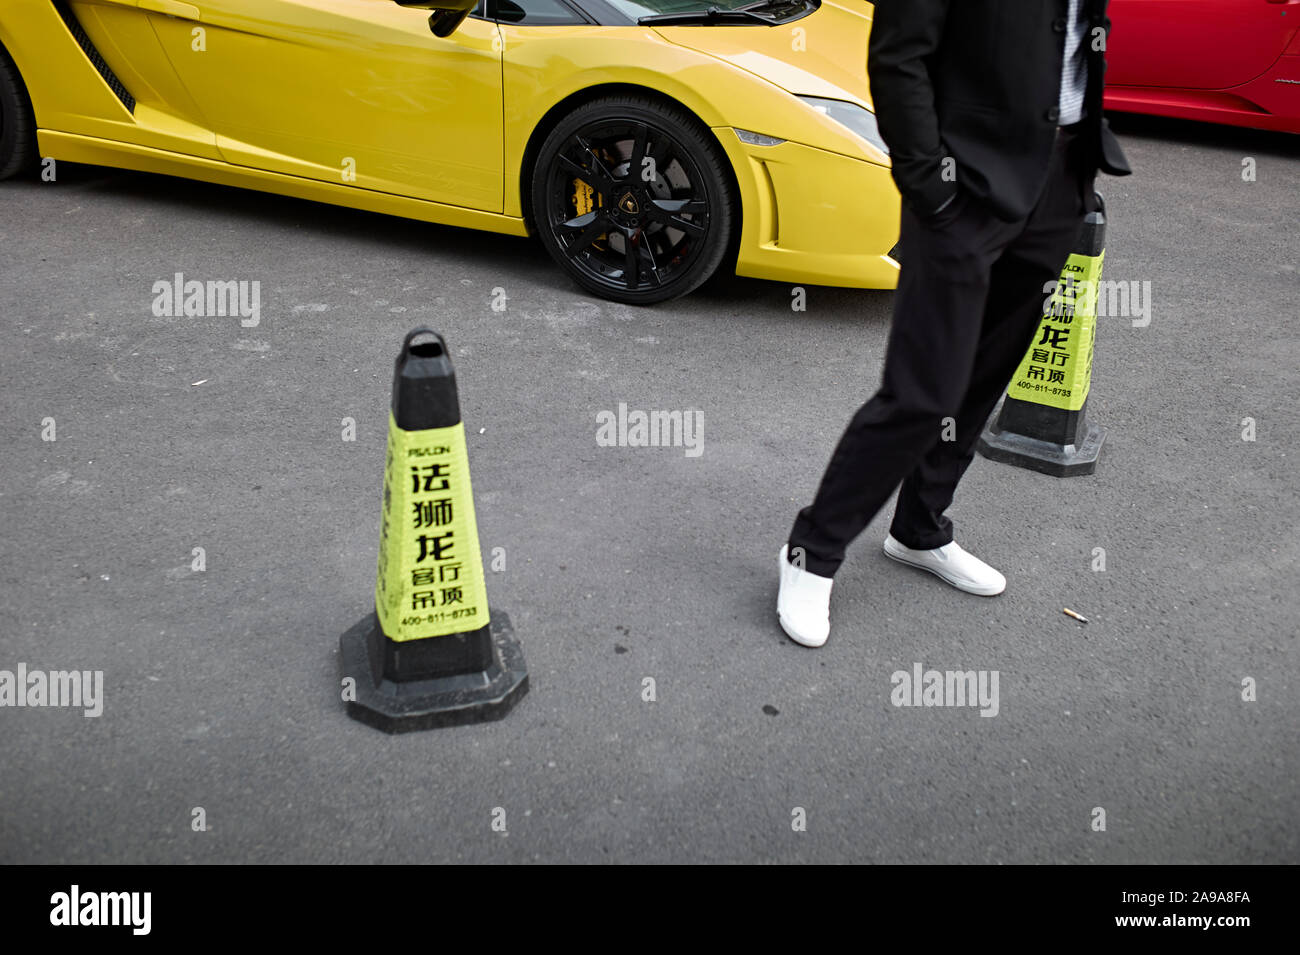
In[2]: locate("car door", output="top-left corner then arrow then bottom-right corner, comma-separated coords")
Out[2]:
1107,0 -> 1299,90
142,0 -> 504,211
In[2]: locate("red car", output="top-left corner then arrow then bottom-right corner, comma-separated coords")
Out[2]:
1106,0 -> 1300,133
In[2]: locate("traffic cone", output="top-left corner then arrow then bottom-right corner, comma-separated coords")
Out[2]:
339,328 -> 528,732
976,193 -> 1108,476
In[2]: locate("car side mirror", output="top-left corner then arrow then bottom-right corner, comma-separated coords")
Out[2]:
494,0 -> 526,22
394,0 -> 479,38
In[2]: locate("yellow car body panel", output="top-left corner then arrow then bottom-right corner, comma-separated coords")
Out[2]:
40,128 -> 532,236
143,2 -> 505,210
1,0 -> 900,290
719,129 -> 900,289
1,1 -> 221,159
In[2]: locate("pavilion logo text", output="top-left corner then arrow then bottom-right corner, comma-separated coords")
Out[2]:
151,271 -> 261,327
0,664 -> 103,717
595,402 -> 703,457
50,886 -> 150,935
890,662 -> 1000,717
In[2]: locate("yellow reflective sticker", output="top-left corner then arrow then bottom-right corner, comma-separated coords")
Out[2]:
374,414 -> 489,641
1007,248 -> 1105,412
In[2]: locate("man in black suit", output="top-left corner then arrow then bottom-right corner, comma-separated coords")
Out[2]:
777,0 -> 1131,647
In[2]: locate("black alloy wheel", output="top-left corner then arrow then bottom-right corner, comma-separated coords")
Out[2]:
531,95 -> 736,305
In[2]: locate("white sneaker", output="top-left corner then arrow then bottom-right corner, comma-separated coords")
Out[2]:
883,535 -> 1006,596
777,544 -> 834,647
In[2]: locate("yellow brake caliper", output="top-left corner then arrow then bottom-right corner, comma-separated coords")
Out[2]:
572,178 -> 605,248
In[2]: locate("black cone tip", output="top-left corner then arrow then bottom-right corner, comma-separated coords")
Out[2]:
1078,191 -> 1105,257
392,328 -> 461,431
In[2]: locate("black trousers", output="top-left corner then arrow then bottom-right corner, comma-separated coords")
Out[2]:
788,125 -> 1090,577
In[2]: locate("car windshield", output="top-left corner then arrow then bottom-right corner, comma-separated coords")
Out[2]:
608,0 -> 801,20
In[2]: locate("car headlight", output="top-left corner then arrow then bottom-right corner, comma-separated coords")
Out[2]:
797,96 -> 889,156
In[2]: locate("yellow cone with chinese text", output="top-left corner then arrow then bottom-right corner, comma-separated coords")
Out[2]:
340,329 -> 527,732
977,194 -> 1108,476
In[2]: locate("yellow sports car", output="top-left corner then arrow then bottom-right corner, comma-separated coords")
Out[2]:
0,0 -> 900,303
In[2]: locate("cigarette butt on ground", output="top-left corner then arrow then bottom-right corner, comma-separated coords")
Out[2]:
1063,607 -> 1089,623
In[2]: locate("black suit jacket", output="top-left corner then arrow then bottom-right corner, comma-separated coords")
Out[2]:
868,0 -> 1132,222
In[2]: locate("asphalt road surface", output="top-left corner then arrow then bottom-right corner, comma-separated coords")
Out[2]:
1,114 -> 1296,864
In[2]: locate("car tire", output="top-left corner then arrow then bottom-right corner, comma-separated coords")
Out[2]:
531,95 -> 736,305
0,44 -> 38,181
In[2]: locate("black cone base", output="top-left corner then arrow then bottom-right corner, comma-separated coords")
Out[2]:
977,397 -> 1105,477
340,610 -> 528,733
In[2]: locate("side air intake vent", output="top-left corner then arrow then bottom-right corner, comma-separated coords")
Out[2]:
52,1 -> 136,114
